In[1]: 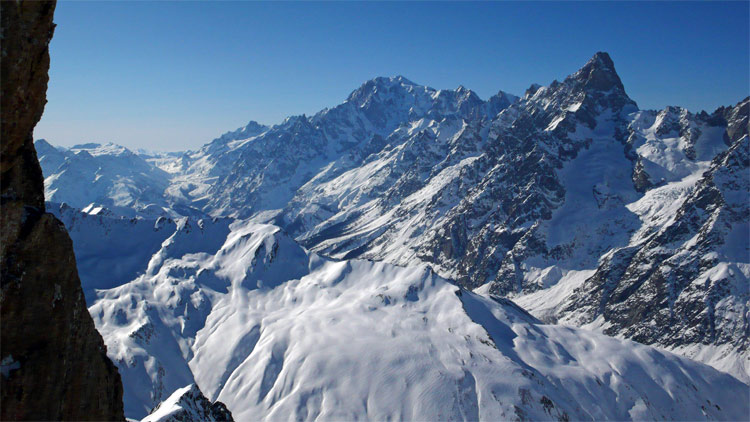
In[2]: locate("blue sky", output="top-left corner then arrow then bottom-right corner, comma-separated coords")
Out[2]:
36,1 -> 749,151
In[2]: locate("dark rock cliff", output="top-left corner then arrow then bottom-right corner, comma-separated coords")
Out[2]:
1,1 -> 125,420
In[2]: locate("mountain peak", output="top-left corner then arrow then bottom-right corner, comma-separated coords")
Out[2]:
71,142 -> 103,150
34,138 -> 54,150
374,75 -> 416,86
569,51 -> 625,92
242,120 -> 267,131
589,51 -> 617,70
360,75 -> 418,91
347,75 -> 422,102
210,120 -> 269,146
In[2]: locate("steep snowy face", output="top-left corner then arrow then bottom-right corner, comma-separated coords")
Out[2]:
278,114 -> 487,247
80,217 -> 747,421
513,101 -> 749,381
489,96 -> 742,298
415,53 -> 639,288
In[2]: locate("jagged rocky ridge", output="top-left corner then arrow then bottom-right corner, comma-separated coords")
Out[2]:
0,0 -> 125,419
38,53 -> 749,383
142,384 -> 233,422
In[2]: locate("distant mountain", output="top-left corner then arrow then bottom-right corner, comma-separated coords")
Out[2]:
37,77 -> 517,219
35,140 -> 180,217
38,52 -> 750,384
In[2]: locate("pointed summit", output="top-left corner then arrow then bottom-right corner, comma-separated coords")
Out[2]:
569,52 -> 625,92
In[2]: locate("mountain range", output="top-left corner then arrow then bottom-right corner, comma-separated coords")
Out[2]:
36,52 -> 749,420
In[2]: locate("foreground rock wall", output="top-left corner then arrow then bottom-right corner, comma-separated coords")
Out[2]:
1,1 -> 125,420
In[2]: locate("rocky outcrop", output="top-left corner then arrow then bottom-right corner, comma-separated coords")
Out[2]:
141,385 -> 233,422
0,1 -> 125,420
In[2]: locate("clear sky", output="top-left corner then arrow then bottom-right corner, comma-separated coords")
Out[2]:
35,1 -> 749,151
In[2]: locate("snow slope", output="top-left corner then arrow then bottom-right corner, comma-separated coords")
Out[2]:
49,202 -> 233,303
76,217 -> 748,421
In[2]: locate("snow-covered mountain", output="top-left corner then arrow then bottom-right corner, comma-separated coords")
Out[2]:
35,140 -> 194,218
517,134 -> 750,380
142,384 -> 233,422
39,52 -> 749,388
47,208 -> 749,420
51,203 -> 233,304
38,76 -> 517,219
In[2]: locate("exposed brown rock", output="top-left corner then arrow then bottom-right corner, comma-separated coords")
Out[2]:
1,1 -> 125,420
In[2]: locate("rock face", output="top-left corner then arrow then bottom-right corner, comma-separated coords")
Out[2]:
0,1 -> 125,420
141,384 -> 233,422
